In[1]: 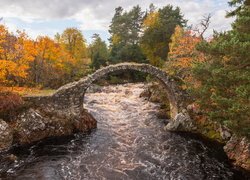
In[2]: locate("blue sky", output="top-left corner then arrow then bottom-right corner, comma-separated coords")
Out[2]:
0,0 -> 234,44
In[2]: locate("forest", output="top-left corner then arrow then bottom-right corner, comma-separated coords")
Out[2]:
0,0 -> 249,138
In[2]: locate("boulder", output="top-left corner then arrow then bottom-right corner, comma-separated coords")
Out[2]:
224,135 -> 250,170
157,109 -> 170,119
0,119 -> 13,151
219,125 -> 232,141
14,108 -> 97,144
165,110 -> 196,132
73,110 -> 97,132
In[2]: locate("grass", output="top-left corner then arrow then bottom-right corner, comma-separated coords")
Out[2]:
22,89 -> 56,97
0,86 -> 56,97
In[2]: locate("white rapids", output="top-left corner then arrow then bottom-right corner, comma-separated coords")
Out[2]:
0,83 -> 239,180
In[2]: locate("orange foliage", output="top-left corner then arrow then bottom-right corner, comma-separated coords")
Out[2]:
166,26 -> 205,86
168,26 -> 205,69
0,26 -> 36,85
0,25 -> 7,55
0,60 -> 26,83
0,24 -> 89,88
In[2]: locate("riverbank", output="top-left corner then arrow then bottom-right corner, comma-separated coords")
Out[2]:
0,89 -> 97,151
141,82 -> 250,172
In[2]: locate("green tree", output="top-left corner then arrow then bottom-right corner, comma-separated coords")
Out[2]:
59,28 -> 87,60
57,28 -> 89,80
109,6 -> 146,64
192,0 -> 250,137
89,34 -> 109,70
141,5 -> 186,67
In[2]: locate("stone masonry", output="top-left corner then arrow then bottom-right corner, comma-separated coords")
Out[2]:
53,63 -> 188,119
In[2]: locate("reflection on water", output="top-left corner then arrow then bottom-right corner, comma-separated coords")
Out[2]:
0,83 -> 245,179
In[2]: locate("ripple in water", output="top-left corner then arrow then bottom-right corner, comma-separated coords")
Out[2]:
0,83 -> 247,180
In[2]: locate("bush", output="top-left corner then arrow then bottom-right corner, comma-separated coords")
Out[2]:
0,91 -> 24,121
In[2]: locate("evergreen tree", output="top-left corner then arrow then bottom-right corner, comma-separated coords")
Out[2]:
109,6 -> 146,64
141,5 -> 186,67
89,34 -> 109,70
192,0 -> 250,137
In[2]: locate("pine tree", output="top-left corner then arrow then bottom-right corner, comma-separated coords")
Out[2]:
192,0 -> 250,137
109,6 -> 146,64
141,5 -> 186,67
89,34 -> 109,70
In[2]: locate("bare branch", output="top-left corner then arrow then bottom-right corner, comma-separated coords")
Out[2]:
199,14 -> 212,39
192,14 -> 212,39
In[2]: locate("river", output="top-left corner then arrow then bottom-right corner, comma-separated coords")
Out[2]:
0,83 -> 247,179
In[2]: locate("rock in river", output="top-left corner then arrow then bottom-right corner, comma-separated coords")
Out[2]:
0,119 -> 13,151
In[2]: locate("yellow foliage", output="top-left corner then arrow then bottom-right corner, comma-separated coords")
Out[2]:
167,26 -> 204,78
0,24 -> 89,87
143,12 -> 159,29
0,60 -> 27,84
0,25 -> 8,55
111,34 -> 121,45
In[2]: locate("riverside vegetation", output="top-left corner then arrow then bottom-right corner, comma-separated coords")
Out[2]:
0,0 -> 249,174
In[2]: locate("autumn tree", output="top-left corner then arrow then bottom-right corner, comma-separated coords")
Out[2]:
166,26 -> 204,86
56,28 -> 89,81
30,34 -> 89,88
59,28 -> 87,60
0,25 -> 91,88
141,5 -> 186,67
29,36 -> 62,87
0,25 -> 35,86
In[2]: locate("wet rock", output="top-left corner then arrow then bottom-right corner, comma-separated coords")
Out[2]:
86,84 -> 102,93
74,110 -> 97,132
224,135 -> 250,171
219,125 -> 232,141
139,87 -> 151,100
165,110 -> 196,132
157,109 -> 170,119
14,108 -> 73,144
14,108 -> 97,144
142,83 -> 168,103
0,153 -> 18,174
6,154 -> 18,161
0,119 -> 13,151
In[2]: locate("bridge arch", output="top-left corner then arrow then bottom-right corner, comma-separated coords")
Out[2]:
53,63 -> 186,119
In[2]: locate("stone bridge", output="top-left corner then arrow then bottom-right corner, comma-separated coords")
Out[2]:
52,62 -> 187,119
16,63 -> 193,145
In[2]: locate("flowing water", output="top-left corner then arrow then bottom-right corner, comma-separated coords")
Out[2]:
0,83 -> 247,180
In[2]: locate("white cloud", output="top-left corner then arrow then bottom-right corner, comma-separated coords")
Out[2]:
74,8 -> 110,31
211,9 -> 234,31
0,0 -> 234,39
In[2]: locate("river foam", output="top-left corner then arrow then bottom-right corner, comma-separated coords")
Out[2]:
0,83 -> 243,179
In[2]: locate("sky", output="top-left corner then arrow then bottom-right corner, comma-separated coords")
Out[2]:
0,0 -> 234,44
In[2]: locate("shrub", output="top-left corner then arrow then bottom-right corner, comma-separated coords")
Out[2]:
0,91 -> 24,121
